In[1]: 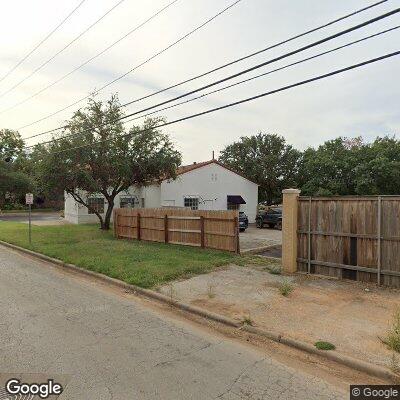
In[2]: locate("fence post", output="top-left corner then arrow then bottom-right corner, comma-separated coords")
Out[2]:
282,189 -> 301,274
164,215 -> 169,243
234,215 -> 240,254
200,216 -> 205,248
377,196 -> 382,286
137,213 -> 141,240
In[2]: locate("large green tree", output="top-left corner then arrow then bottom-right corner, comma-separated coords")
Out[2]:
38,95 -> 181,229
299,136 -> 400,196
219,133 -> 301,204
0,129 -> 32,206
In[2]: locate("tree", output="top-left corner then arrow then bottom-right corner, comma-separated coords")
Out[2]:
298,136 -> 400,196
38,95 -> 181,230
219,133 -> 301,204
0,130 -> 32,206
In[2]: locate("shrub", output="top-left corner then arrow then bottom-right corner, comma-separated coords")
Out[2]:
279,280 -> 294,296
315,341 -> 336,351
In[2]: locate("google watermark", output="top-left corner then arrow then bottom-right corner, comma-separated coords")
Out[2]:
2,378 -> 63,399
351,385 -> 400,400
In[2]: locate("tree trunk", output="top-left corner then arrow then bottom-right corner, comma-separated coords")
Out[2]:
102,200 -> 114,230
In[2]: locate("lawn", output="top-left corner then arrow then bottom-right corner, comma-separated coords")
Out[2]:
0,222 -> 238,288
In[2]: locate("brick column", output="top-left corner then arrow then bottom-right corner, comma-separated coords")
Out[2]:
282,189 -> 301,274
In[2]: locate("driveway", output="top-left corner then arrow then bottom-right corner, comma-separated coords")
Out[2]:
240,225 -> 282,251
0,245 -> 345,399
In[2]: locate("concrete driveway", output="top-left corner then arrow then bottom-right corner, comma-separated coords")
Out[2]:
240,225 -> 282,251
0,245 -> 346,399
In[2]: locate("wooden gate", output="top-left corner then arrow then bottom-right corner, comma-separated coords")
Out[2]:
297,196 -> 400,287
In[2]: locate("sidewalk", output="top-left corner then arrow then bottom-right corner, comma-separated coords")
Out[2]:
158,260 -> 399,369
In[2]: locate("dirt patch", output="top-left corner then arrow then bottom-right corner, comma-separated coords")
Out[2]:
159,263 -> 400,369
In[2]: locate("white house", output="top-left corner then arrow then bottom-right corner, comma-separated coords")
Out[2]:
64,159 -> 259,224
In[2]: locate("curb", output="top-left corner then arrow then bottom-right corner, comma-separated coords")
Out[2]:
241,244 -> 281,255
0,240 -> 397,382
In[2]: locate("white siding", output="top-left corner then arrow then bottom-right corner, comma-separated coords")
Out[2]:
161,163 -> 258,222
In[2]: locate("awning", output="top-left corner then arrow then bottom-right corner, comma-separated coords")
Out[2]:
227,195 -> 246,205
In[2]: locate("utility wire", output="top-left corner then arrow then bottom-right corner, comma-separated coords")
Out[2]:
13,0 -> 242,130
25,49 -> 400,152
122,25 -> 400,124
27,24 -> 400,143
0,0 -> 87,84
0,0 -> 127,100
120,0 -> 389,109
119,7 -> 400,119
18,0 -> 390,134
1,0 -> 179,116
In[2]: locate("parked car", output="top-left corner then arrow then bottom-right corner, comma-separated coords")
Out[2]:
256,207 -> 282,230
239,211 -> 249,232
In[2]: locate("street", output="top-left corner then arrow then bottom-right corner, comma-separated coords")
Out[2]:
0,245 -> 346,399
0,212 -> 61,222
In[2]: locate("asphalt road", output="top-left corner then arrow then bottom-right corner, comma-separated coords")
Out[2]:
0,212 -> 61,222
0,245 -> 346,399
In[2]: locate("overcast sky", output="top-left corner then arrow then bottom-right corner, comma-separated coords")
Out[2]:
0,0 -> 399,163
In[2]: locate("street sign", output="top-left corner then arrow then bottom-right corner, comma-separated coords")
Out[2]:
25,193 -> 34,205
25,193 -> 33,244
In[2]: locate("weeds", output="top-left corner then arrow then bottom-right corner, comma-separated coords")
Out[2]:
278,280 -> 294,297
390,353 -> 400,379
315,341 -> 336,351
268,266 -> 281,275
386,308 -> 400,353
207,283 -> 216,299
242,314 -> 253,326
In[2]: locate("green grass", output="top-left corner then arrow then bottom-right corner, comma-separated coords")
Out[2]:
0,222 -> 237,289
314,341 -> 336,351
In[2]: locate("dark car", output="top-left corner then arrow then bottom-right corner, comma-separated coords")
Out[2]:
239,211 -> 249,232
256,207 -> 282,230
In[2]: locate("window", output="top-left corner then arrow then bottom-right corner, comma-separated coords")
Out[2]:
184,197 -> 199,210
227,203 -> 240,210
120,197 -> 135,208
141,198 -> 145,208
88,197 -> 104,214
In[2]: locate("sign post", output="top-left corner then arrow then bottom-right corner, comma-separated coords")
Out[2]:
25,193 -> 33,245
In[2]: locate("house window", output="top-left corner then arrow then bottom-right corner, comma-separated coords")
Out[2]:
141,198 -> 145,208
88,197 -> 104,214
227,203 -> 240,210
184,197 -> 199,210
120,197 -> 135,208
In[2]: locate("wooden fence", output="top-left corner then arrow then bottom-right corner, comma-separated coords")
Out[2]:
297,196 -> 400,288
114,208 -> 240,253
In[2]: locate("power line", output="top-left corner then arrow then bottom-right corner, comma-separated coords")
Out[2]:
29,24 -> 400,144
25,49 -> 400,152
13,0 -> 242,130
122,25 -> 400,124
1,0 -> 179,116
0,0 -> 87,84
120,0 -> 389,109
0,0 -> 127,100
18,0 -> 390,134
119,7 -> 400,120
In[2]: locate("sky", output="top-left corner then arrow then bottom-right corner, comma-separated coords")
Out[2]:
0,0 -> 399,164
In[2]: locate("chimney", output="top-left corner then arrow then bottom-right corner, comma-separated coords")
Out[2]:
212,150 -> 215,160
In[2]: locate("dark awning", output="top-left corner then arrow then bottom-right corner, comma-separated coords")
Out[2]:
227,195 -> 246,205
